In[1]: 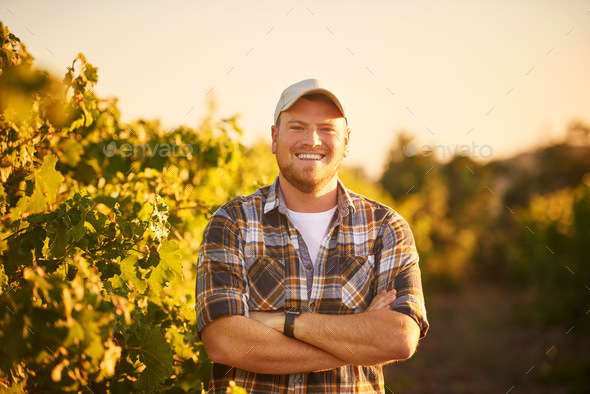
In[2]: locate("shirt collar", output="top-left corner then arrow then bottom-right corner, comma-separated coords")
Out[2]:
264,175 -> 356,217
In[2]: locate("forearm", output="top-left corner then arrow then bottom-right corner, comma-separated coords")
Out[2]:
294,309 -> 419,365
201,315 -> 347,374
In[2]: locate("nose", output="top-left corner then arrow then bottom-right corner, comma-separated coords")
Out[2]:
302,128 -> 321,147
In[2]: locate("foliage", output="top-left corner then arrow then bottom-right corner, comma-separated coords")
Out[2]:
2,18 -> 588,392
0,23 -> 259,392
506,176 -> 590,324
379,127 -> 590,389
380,131 -> 590,287
381,136 -> 493,283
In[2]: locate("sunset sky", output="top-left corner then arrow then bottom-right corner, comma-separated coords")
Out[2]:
3,0 -> 590,177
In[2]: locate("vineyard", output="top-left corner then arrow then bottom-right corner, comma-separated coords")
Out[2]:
2,20 -> 590,393
0,23 -> 263,392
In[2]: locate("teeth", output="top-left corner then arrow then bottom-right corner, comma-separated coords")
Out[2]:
297,154 -> 323,160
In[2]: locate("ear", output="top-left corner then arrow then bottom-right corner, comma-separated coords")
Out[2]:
343,127 -> 351,158
271,125 -> 279,154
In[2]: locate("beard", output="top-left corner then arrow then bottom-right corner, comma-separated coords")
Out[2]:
278,155 -> 342,194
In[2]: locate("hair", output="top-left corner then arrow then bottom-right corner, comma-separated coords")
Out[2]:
275,93 -> 342,129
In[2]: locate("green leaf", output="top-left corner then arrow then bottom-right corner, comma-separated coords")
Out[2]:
11,155 -> 64,217
69,116 -> 85,131
116,216 -> 133,239
138,202 -> 153,222
84,112 -> 94,127
49,223 -> 68,259
133,326 -> 173,392
84,64 -> 98,82
147,240 -> 182,292
147,264 -> 173,293
119,254 -> 146,293
139,251 -> 159,269
159,240 -> 182,277
0,264 -> 8,288
30,154 -> 64,206
69,223 -> 86,242
0,183 -> 6,204
59,139 -> 84,166
108,274 -> 124,288
27,188 -> 47,213
168,326 -> 191,359
10,194 -> 30,218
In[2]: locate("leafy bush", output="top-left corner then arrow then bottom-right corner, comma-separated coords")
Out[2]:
506,177 -> 590,326
0,22 -> 261,392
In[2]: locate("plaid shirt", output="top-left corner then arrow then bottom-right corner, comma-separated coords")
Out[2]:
196,177 -> 429,393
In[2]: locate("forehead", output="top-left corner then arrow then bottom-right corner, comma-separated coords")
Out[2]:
283,96 -> 344,120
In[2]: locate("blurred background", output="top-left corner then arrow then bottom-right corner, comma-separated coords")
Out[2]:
3,0 -> 590,178
1,1 -> 589,393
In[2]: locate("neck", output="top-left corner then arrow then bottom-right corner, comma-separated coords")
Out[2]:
278,174 -> 339,213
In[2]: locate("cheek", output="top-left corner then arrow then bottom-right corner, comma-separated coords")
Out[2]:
278,135 -> 297,151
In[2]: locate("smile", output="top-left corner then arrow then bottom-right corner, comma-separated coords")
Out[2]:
296,153 -> 325,160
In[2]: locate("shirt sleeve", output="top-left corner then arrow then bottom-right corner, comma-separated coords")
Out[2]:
195,208 -> 249,337
376,211 -> 429,338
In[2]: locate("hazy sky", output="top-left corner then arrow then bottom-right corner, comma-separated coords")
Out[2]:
3,0 -> 590,177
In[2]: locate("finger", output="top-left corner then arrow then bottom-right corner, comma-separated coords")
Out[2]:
377,290 -> 397,309
367,289 -> 398,311
380,290 -> 396,302
368,297 -> 391,311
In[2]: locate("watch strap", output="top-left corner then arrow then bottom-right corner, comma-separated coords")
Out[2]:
284,310 -> 300,338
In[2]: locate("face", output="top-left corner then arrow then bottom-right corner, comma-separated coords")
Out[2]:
271,97 -> 350,194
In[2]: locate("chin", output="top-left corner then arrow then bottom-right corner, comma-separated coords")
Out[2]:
282,170 -> 336,194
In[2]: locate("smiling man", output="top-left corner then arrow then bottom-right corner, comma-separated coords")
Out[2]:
196,79 -> 429,393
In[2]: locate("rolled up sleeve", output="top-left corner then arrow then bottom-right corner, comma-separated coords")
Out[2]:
377,212 -> 429,338
195,209 -> 249,337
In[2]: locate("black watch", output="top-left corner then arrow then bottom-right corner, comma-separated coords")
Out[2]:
284,310 -> 300,338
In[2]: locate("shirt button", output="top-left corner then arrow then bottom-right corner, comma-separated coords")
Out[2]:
306,264 -> 312,270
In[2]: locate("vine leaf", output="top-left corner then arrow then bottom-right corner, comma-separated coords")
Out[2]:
69,223 -> 86,243
159,240 -> 182,277
138,202 -> 153,222
12,154 -> 64,217
117,254 -> 146,293
133,326 -> 173,391
30,154 -> 64,206
148,240 -> 182,292
0,183 -> 6,204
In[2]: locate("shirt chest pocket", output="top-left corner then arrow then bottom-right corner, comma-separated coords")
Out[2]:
340,255 -> 375,311
246,257 -> 286,311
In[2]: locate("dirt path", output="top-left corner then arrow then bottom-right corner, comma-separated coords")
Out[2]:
383,281 -> 589,393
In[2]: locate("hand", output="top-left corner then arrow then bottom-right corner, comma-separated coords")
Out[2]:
249,311 -> 285,333
366,289 -> 397,311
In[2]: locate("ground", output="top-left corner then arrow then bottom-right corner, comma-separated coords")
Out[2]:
383,281 -> 590,394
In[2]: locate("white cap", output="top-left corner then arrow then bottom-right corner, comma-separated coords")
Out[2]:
274,79 -> 346,125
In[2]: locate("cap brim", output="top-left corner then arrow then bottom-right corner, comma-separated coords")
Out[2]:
275,88 -> 346,125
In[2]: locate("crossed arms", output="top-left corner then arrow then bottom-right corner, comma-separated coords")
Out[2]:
201,289 -> 421,375
198,208 -> 426,375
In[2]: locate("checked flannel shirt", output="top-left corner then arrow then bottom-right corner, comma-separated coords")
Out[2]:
196,176 -> 429,393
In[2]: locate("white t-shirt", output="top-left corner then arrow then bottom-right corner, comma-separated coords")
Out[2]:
286,206 -> 337,265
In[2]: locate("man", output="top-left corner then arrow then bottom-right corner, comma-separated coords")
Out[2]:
196,79 -> 429,393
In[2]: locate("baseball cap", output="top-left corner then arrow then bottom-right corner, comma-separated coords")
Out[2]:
274,79 -> 347,125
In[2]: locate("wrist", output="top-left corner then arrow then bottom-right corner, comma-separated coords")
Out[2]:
275,313 -> 286,333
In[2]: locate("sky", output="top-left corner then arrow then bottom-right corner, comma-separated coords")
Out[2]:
2,0 -> 590,178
